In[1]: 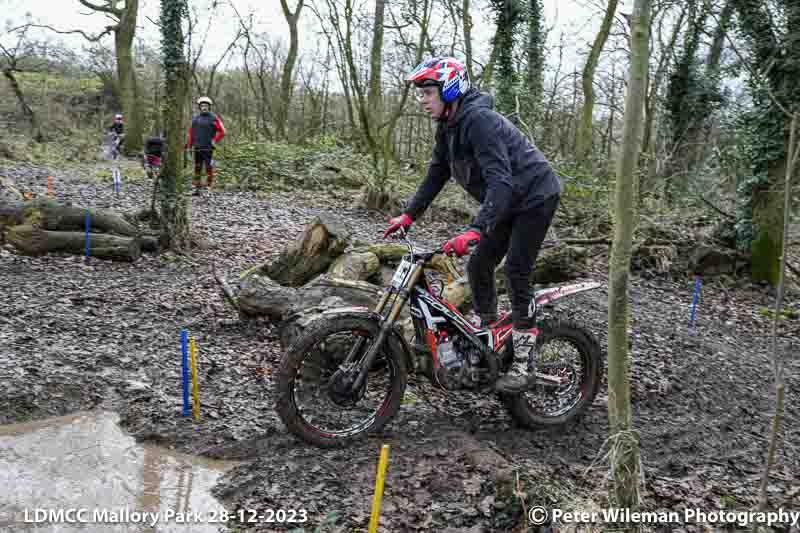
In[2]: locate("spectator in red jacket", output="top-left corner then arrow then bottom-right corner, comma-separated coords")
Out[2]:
187,96 -> 225,195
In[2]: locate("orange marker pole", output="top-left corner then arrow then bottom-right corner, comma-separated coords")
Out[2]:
47,176 -> 53,197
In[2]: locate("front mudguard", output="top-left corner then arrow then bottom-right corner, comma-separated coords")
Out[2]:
533,281 -> 603,307
321,307 -> 416,374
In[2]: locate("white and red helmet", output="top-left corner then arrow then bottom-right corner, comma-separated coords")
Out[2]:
405,56 -> 470,104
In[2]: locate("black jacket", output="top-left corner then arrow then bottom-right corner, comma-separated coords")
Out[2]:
403,88 -> 560,235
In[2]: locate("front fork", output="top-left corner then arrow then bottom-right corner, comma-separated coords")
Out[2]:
347,262 -> 424,392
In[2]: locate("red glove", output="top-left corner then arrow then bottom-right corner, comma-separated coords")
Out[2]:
443,230 -> 481,257
383,214 -> 413,238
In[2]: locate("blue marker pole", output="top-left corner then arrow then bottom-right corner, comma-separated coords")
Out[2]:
181,329 -> 190,416
84,211 -> 91,263
689,276 -> 701,333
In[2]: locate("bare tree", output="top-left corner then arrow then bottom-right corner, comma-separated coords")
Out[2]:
317,0 -> 433,201
0,24 -> 45,141
276,0 -> 305,140
576,0 -> 620,167
607,0 -> 650,511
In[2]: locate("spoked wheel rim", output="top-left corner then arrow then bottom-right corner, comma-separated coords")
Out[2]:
523,336 -> 588,418
289,328 -> 397,440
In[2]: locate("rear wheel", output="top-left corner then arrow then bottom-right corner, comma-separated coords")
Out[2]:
275,315 -> 407,448
503,319 -> 603,428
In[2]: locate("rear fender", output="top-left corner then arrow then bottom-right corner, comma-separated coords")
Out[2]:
534,281 -> 603,307
321,307 -> 415,374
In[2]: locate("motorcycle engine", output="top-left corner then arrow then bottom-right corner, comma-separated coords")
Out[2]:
434,333 -> 484,390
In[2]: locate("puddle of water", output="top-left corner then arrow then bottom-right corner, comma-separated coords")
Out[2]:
0,411 -> 239,532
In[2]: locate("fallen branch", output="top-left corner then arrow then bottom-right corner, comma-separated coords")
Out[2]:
212,262 -> 240,312
699,194 -> 736,219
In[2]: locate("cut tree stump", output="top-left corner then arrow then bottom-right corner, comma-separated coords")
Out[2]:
5,225 -> 141,261
264,216 -> 352,287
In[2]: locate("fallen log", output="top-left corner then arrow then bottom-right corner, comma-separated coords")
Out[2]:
237,273 -> 381,321
1,203 -> 139,236
5,224 -> 141,261
39,205 -> 139,236
327,250 -> 380,281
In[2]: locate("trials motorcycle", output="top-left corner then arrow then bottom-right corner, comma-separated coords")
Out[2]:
275,229 -> 604,448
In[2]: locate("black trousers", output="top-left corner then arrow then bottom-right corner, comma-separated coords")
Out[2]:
193,146 -> 215,179
466,194 -> 559,329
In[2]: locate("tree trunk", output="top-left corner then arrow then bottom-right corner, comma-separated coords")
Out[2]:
159,0 -> 192,250
2,68 -> 43,142
732,0 -> 800,284
641,5 -> 686,159
492,0 -> 522,117
691,0 -> 734,166
116,0 -> 143,154
6,225 -> 141,261
522,0 -> 545,133
751,160 -> 787,283
479,28 -> 499,90
277,0 -> 305,140
462,0 -> 475,83
367,0 -> 385,125
576,0 -> 619,167
607,0 -> 649,511
664,0 -> 711,201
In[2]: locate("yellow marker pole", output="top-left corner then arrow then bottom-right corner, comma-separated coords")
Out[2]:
368,444 -> 390,533
189,336 -> 200,422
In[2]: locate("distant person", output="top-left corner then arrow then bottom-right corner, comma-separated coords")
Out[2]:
107,113 -> 125,155
187,96 -> 225,195
144,132 -> 165,178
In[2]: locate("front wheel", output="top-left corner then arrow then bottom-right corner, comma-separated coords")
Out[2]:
503,319 -> 603,428
275,315 -> 407,448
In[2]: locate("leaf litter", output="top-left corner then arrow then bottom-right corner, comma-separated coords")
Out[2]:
1,160 -> 799,532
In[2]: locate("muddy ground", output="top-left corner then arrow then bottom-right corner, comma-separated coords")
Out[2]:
1,159 -> 799,533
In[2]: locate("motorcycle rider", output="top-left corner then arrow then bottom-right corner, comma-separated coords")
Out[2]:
107,113 -> 125,155
383,56 -> 561,393
187,96 -> 225,195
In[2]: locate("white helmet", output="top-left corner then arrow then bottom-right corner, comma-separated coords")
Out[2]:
114,113 -> 123,120
197,96 -> 213,106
